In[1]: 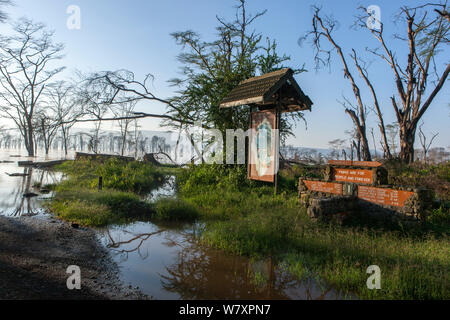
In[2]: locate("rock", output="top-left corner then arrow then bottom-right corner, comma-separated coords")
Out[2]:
71,223 -> 79,229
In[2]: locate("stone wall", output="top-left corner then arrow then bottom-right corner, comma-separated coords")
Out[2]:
299,177 -> 434,222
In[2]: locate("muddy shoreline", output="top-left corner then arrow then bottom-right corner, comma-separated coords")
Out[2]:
0,215 -> 149,300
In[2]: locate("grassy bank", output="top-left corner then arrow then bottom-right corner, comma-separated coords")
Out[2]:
386,160 -> 450,201
46,159 -> 172,226
176,163 -> 450,299
47,159 -> 449,299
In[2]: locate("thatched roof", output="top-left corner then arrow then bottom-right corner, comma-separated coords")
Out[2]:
219,68 -> 313,112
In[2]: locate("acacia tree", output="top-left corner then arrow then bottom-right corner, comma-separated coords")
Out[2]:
34,108 -> 59,155
309,7 -> 383,161
385,123 -> 400,156
46,81 -> 82,156
111,100 -> 138,156
355,3 -> 449,163
418,123 -> 439,163
309,3 -> 449,164
168,0 -> 306,140
75,72 -> 112,153
80,0 -> 306,153
309,3 -> 449,163
0,19 -> 65,156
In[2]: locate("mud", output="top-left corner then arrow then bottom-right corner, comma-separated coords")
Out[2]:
0,215 -> 149,300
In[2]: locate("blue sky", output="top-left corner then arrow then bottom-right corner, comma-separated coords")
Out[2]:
0,0 -> 448,150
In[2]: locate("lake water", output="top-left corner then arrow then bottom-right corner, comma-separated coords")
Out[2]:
0,150 -> 63,217
0,149 -> 352,300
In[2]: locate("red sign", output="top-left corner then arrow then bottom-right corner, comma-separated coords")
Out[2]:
333,168 -> 373,184
303,180 -> 343,195
358,186 -> 414,207
328,160 -> 382,167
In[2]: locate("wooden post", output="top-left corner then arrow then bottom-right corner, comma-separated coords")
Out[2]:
248,106 -> 253,167
98,176 -> 103,191
274,103 -> 281,196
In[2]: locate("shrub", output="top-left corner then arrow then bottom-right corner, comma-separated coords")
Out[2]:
385,160 -> 450,201
427,206 -> 450,225
48,199 -> 114,227
97,158 -> 165,193
47,188 -> 154,227
154,198 -> 199,221
55,158 -> 166,194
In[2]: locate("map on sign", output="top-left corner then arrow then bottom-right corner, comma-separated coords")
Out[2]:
248,110 -> 279,182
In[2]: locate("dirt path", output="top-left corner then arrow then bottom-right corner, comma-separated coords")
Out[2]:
0,215 -> 149,300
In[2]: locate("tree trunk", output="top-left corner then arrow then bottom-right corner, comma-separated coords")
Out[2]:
360,134 -> 371,161
62,127 -> 69,156
26,126 -> 35,157
399,125 -> 416,163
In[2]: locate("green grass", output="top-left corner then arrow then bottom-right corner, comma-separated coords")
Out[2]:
47,158 -> 167,226
47,159 -> 450,299
176,163 -> 450,299
200,203 -> 449,299
55,158 -> 167,194
385,160 -> 450,201
46,187 -> 154,227
153,198 -> 199,222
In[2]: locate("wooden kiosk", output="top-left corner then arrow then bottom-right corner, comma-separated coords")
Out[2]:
219,68 -> 313,188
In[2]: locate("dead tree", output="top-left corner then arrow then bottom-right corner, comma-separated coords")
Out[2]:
34,110 -> 59,155
355,3 -> 449,163
110,100 -> 137,156
418,124 -> 439,163
45,81 -> 83,156
83,70 -> 198,127
0,19 -> 65,156
310,7 -> 373,161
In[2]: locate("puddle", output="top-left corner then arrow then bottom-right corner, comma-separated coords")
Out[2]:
98,221 -> 351,300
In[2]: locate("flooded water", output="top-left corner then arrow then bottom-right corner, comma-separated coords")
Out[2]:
97,222 -> 348,300
0,148 -> 352,300
0,150 -> 64,217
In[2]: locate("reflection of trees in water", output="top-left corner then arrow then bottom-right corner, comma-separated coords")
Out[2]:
159,232 -> 336,300
103,225 -> 341,300
105,229 -> 166,260
4,167 -> 33,216
0,167 -> 60,216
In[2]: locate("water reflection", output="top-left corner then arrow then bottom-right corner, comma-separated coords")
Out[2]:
99,222 -> 349,300
0,152 -> 62,217
145,175 -> 176,202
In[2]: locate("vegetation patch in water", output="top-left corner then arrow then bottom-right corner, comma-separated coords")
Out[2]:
47,159 -> 168,226
154,198 -> 199,222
